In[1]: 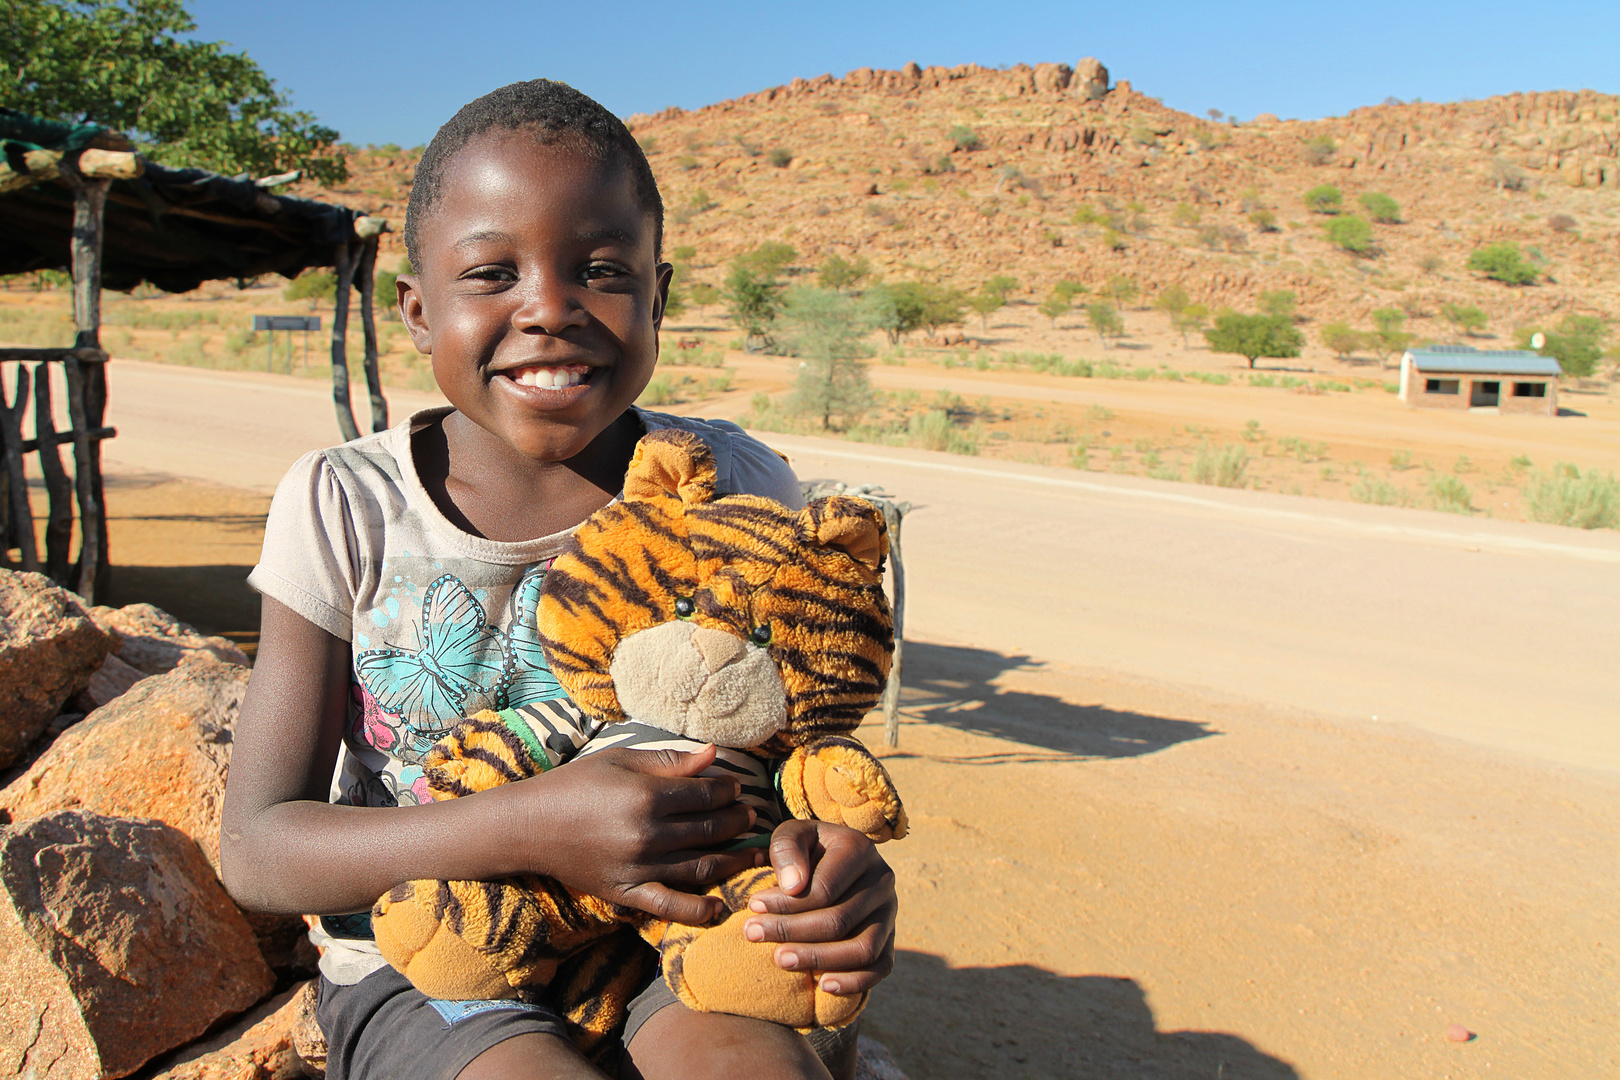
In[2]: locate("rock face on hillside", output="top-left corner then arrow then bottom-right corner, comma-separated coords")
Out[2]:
0,572 -> 114,768
0,810 -> 273,1079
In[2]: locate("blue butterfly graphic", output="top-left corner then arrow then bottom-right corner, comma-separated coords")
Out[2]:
355,574 -> 506,736
496,565 -> 565,708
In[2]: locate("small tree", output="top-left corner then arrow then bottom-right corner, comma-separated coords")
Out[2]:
782,287 -> 875,430
1037,293 -> 1070,328
1441,303 -> 1488,339
884,281 -> 965,340
735,241 -> 797,278
768,147 -> 794,168
1468,243 -> 1538,285
817,254 -> 872,291
949,124 -> 981,152
968,290 -> 1005,330
1257,290 -> 1297,321
1085,302 -> 1123,347
1104,275 -> 1139,310
1154,284 -> 1191,317
1325,216 -> 1374,254
1304,184 -> 1343,214
1319,321 -> 1367,360
1303,135 -> 1337,165
1249,208 -> 1279,232
1204,313 -> 1303,368
1522,315 -> 1608,377
1369,308 -> 1415,367
1172,303 -> 1209,347
722,264 -> 784,351
983,274 -> 1020,301
1358,192 -> 1402,223
1052,279 -> 1087,304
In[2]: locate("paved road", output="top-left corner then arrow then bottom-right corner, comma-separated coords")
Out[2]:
101,360 -> 1620,775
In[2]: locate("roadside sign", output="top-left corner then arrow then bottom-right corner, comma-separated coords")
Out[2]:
252,315 -> 321,374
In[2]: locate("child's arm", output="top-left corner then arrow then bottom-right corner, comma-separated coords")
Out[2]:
219,599 -> 760,925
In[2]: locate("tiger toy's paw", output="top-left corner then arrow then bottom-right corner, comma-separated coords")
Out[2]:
779,736 -> 908,843
372,878 -> 544,1001
654,867 -> 866,1031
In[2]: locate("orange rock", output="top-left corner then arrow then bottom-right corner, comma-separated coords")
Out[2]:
148,982 -> 319,1080
0,570 -> 114,768
0,810 -> 274,1079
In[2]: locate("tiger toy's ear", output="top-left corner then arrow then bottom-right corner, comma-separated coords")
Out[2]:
799,497 -> 888,573
624,430 -> 718,505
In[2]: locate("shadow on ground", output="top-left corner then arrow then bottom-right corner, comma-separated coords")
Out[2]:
104,564 -> 260,651
892,642 -> 1215,762
870,950 -> 1299,1080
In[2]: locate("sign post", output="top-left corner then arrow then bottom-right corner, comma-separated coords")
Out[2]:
253,315 -> 322,374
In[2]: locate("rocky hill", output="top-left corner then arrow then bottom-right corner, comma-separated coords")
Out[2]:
304,59 -> 1620,335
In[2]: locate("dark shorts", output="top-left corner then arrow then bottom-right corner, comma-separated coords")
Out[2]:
316,966 -> 856,1080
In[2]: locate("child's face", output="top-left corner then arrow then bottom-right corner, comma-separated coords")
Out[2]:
399,130 -> 669,462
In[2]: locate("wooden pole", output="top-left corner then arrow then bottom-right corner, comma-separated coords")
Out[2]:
61,162 -> 111,602
355,236 -> 388,432
880,502 -> 906,748
0,366 -> 39,573
329,241 -> 362,442
32,364 -> 74,584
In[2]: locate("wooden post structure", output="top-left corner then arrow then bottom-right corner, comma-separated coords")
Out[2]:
0,366 -> 38,572
32,364 -> 74,583
355,230 -> 389,432
328,240 -> 362,443
58,158 -> 112,602
878,500 -> 907,748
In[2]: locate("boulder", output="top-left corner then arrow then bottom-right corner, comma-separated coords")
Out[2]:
81,603 -> 248,709
0,656 -> 246,871
147,983 -> 313,1080
1074,57 -> 1109,100
0,570 -> 115,769
1032,62 -> 1072,94
0,810 -> 274,1079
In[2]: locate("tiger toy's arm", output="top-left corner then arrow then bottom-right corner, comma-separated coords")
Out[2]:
778,736 -> 907,843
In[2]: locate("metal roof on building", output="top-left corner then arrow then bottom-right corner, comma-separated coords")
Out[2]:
1404,347 -> 1562,376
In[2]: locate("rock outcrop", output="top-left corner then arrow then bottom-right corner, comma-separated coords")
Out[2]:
147,983 -> 314,1080
0,571 -> 114,768
0,810 -> 273,1079
75,603 -> 250,712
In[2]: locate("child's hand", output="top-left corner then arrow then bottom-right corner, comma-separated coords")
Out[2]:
741,820 -> 898,997
520,744 -> 761,926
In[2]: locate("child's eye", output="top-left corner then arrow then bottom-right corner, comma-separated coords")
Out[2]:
582,263 -> 631,283
461,265 -> 516,283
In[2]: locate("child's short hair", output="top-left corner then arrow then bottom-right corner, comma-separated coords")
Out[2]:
404,79 -> 663,271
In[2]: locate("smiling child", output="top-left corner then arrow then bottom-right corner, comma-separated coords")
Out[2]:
220,80 -> 896,1080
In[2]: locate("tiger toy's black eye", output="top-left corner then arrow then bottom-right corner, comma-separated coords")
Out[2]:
750,624 -> 772,645
674,597 -> 695,618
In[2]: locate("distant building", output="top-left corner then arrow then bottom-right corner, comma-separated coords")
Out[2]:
1399,346 -> 1560,415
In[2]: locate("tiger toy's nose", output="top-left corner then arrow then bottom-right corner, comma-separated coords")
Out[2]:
690,625 -> 747,674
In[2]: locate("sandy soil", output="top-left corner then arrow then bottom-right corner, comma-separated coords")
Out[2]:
85,470 -> 1620,1080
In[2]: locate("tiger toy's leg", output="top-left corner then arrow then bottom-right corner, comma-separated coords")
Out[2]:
646,866 -> 867,1031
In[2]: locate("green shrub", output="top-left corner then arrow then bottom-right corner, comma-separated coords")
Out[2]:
1468,243 -> 1538,285
1370,308 -> 1415,365
817,254 -> 872,291
637,375 -> 681,406
1441,303 -> 1488,338
1171,303 -> 1209,347
283,269 -> 336,303
1358,192 -> 1401,223
1249,209 -> 1278,231
1204,313 -> 1303,368
949,125 -> 981,152
1257,290 -> 1296,321
1304,184 -> 1343,214
1325,215 -> 1374,253
1038,293 -> 1071,328
1191,443 -> 1248,488
1518,315 -> 1608,377
768,147 -> 793,168
1351,473 -> 1415,507
1523,464 -> 1620,529
907,410 -> 979,455
1084,302 -> 1123,346
1319,321 -> 1366,359
1153,284 -> 1190,316
1303,135 -> 1337,165
1427,474 -> 1474,514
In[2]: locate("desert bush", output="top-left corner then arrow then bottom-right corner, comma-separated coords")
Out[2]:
1036,293 -> 1070,328
1319,321 -> 1367,359
1257,290 -> 1296,321
1191,443 -> 1248,488
1249,209 -> 1278,232
1195,224 -> 1223,250
817,254 -> 872,291
722,264 -> 785,351
1100,228 -> 1125,251
1303,135 -> 1337,165
1468,243 -> 1538,285
1489,158 -> 1528,191
1085,302 -> 1123,347
906,409 -> 980,455
735,241 -> 797,278
1172,203 -> 1201,227
780,287 -> 875,430
1547,213 -> 1577,234
1350,473 -> 1415,507
284,269 -> 336,303
638,375 -> 681,407
1171,303 -> 1209,347
1325,215 -> 1374,254
1154,284 -> 1191,316
1369,308 -> 1415,366
1518,315 -> 1608,377
768,147 -> 793,168
1103,275 -> 1139,309
1204,313 -> 1303,368
1358,192 -> 1402,223
1523,464 -> 1620,529
1427,474 -> 1474,515
983,274 -> 1020,301
1418,253 -> 1443,275
1304,184 -> 1343,214
1441,303 -> 1487,338
1051,279 -> 1085,303
949,125 -> 981,152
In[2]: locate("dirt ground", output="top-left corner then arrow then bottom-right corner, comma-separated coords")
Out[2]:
91,472 -> 1620,1080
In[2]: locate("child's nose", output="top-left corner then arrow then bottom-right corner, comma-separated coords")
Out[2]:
511,273 -> 588,334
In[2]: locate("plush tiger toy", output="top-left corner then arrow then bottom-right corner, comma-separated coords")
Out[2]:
371,428 -> 907,1057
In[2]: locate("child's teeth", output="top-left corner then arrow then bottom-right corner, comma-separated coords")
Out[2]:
515,366 -> 584,389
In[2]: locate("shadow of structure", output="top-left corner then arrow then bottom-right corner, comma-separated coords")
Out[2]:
870,950 -> 1299,1079
893,642 -> 1215,762
104,564 -> 261,652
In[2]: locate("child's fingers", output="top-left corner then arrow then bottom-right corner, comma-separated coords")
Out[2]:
618,882 -> 724,925
765,819 -> 819,896
764,918 -> 893,980
648,845 -> 759,889
653,804 -> 757,853
614,744 -> 718,778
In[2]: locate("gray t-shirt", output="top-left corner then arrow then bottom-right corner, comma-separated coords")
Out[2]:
248,406 -> 801,983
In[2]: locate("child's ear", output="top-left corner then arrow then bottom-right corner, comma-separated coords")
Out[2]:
398,274 -> 431,354
652,261 -> 673,331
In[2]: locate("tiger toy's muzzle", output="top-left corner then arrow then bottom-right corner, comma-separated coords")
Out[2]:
607,622 -> 788,747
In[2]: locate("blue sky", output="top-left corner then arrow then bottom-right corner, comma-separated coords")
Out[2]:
192,0 -> 1618,148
